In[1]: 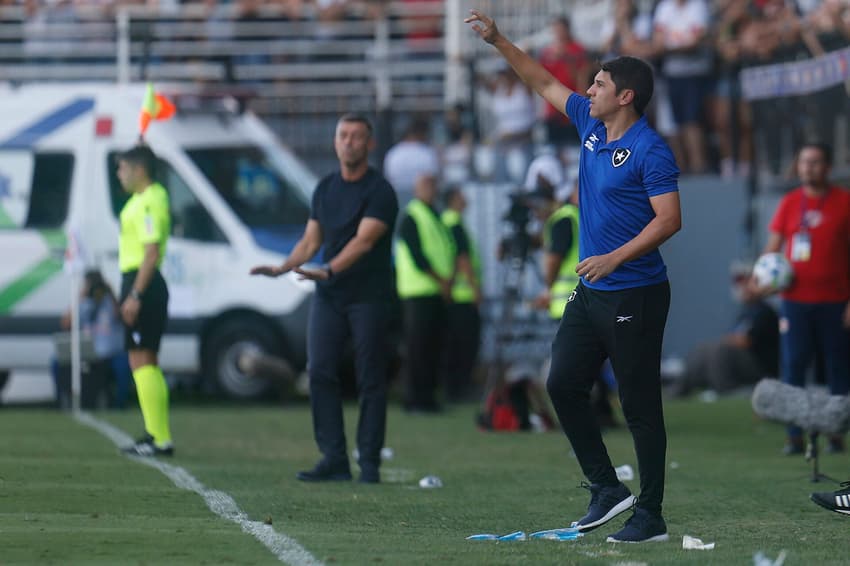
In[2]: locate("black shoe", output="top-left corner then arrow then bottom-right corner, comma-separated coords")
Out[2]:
359,471 -> 380,484
606,507 -> 669,543
296,460 -> 352,482
360,462 -> 381,483
574,482 -> 636,532
811,481 -> 850,515
121,434 -> 174,457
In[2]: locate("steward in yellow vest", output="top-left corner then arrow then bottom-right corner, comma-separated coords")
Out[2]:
441,188 -> 482,401
529,185 -> 579,320
395,174 -> 455,412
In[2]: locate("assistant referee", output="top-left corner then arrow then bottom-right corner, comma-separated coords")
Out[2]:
115,145 -> 174,457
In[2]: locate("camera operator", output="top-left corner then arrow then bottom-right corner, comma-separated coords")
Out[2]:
525,154 -> 579,318
524,154 -> 618,430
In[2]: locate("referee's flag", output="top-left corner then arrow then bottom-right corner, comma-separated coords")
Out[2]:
139,83 -> 175,136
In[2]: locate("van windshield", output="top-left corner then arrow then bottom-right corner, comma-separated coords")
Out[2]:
187,145 -> 312,228
187,146 -> 313,253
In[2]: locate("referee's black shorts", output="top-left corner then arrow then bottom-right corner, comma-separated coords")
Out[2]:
120,269 -> 169,353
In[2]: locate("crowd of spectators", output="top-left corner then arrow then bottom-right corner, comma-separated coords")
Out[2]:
3,0 -> 850,179
473,0 -> 850,180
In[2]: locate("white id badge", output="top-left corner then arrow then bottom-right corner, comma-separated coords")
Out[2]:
791,232 -> 811,262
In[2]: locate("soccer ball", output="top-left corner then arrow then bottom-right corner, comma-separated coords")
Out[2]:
752,252 -> 793,291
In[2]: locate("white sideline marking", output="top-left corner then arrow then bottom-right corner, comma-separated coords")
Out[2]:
73,411 -> 323,566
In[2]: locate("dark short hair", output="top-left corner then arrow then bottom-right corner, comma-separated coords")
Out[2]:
552,15 -> 570,29
798,142 -> 833,166
600,56 -> 654,116
338,113 -> 373,137
117,144 -> 157,177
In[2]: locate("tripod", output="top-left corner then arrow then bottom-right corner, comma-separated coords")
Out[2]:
805,432 -> 838,483
479,229 -> 541,412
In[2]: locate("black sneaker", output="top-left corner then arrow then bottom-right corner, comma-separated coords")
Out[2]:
121,434 -> 174,457
607,507 -> 669,543
358,461 -> 380,484
296,460 -> 352,482
359,470 -> 380,484
811,481 -> 850,515
574,482 -> 636,532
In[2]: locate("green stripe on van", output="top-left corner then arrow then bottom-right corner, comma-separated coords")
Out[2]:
0,229 -> 66,314
0,203 -> 15,228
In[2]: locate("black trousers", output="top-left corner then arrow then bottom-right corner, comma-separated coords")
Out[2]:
443,302 -> 481,400
307,294 -> 391,473
402,295 -> 446,410
546,280 -> 670,515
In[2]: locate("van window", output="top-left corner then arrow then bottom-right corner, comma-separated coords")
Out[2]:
0,152 -> 73,229
186,146 -> 310,229
108,154 -> 227,243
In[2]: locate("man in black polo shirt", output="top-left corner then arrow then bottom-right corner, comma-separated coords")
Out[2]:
250,113 -> 398,484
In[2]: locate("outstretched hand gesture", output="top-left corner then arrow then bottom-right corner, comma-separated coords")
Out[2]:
250,265 -> 287,278
464,10 -> 501,45
294,266 -> 330,281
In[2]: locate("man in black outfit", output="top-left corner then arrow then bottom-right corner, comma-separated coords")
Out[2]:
250,114 -> 398,484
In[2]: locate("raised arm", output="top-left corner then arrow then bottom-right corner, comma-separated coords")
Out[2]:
465,10 -> 574,117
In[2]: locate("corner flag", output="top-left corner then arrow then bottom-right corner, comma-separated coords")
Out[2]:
139,83 -> 175,136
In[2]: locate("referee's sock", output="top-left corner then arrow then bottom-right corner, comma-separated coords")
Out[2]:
132,364 -> 172,447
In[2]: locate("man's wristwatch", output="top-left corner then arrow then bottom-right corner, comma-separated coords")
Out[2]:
323,263 -> 334,279
130,288 -> 142,301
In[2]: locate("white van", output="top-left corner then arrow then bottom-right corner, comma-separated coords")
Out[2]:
0,83 -> 316,399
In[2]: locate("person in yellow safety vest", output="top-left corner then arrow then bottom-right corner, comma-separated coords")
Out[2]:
441,187 -> 482,401
528,181 -> 579,319
395,174 -> 455,412
528,172 -> 619,430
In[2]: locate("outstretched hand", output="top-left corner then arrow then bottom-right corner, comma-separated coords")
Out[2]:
250,265 -> 285,278
464,10 -> 500,44
294,266 -> 330,281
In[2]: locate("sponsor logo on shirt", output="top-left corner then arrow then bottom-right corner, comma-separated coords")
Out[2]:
584,133 -> 599,152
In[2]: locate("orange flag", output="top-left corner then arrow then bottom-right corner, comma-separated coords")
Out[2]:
139,83 -> 175,136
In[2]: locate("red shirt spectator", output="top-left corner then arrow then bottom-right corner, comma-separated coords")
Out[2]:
403,0 -> 442,45
538,17 -> 588,125
769,185 -> 850,303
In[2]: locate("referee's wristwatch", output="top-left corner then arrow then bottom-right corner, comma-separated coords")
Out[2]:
130,288 -> 143,301
322,263 -> 334,279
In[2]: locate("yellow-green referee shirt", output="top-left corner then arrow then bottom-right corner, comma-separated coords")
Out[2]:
119,182 -> 170,273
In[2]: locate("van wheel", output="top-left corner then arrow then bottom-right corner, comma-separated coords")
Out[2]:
203,320 -> 278,400
0,370 -> 8,392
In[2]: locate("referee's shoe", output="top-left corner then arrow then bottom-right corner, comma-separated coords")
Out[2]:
574,482 -> 636,532
122,434 -> 174,457
811,481 -> 850,515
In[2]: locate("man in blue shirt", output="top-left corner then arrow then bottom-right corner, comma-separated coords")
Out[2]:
467,10 -> 682,543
